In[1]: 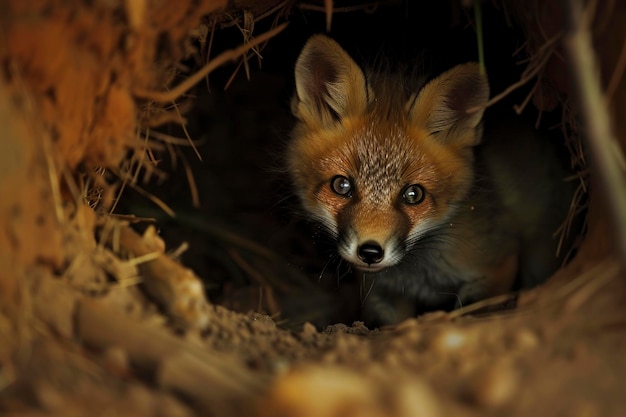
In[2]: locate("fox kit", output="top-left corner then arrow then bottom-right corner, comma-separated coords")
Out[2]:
288,35 -> 575,326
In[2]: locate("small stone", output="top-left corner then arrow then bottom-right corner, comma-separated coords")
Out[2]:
258,366 -> 384,417
34,381 -> 65,411
512,328 -> 540,351
419,311 -> 450,322
393,319 -> 422,344
394,378 -> 442,417
466,360 -> 518,408
383,351 -> 400,368
156,394 -> 194,417
300,322 -> 318,341
103,346 -> 129,373
432,328 -> 467,354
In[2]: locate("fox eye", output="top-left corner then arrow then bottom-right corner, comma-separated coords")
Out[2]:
402,184 -> 425,205
330,175 -> 352,196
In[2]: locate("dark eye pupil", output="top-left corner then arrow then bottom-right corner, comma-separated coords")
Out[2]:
403,184 -> 424,204
331,176 -> 352,196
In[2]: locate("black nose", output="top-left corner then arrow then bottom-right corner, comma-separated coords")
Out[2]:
357,241 -> 384,264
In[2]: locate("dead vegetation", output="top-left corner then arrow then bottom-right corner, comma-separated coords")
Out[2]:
0,0 -> 625,416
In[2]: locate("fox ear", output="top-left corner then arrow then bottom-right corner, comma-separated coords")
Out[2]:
407,63 -> 489,147
293,35 -> 372,127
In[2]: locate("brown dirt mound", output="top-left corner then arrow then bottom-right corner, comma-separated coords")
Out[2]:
1,1 -> 625,416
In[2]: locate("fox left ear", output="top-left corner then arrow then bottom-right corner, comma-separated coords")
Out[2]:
407,63 -> 489,147
293,35 -> 373,128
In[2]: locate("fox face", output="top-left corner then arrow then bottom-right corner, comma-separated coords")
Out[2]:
288,35 -> 489,273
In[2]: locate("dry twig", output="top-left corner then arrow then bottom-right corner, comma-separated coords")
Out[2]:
563,0 -> 626,268
105,223 -> 212,330
77,299 -> 266,415
134,23 -> 288,103
467,32 -> 562,114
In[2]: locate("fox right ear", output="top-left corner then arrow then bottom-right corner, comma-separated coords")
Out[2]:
293,35 -> 372,128
407,63 -> 489,147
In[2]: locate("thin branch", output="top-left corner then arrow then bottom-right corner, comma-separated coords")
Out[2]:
325,0 -> 333,32
467,32 -> 561,113
170,98 -> 202,161
134,23 -> 288,103
77,298 -> 266,415
110,167 -> 176,217
299,1 -> 382,13
605,34 -> 626,103
562,0 -> 626,269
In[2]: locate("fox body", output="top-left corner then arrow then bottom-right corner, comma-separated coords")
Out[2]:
288,35 -> 574,326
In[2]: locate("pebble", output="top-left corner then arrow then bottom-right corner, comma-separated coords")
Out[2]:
299,322 -> 318,343
466,360 -> 518,408
394,379 -> 442,417
258,366 -> 384,417
103,346 -> 129,373
432,328 -> 467,354
512,328 -> 540,351
34,381 -> 65,411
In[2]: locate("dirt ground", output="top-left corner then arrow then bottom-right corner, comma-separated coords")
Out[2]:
1,1 -> 626,416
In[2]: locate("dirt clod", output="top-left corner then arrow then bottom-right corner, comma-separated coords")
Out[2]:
1,1 -> 626,417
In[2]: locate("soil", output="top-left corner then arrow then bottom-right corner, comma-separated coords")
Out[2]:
1,1 -> 626,417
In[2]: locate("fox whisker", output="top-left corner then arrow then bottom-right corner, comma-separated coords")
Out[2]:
318,252 -> 338,282
360,274 -> 376,305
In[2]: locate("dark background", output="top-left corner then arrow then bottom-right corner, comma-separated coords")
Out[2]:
120,1 -> 561,328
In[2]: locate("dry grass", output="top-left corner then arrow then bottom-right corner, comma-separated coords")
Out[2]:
1,1 -> 626,416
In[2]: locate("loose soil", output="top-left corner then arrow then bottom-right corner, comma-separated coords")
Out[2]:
1,1 -> 625,417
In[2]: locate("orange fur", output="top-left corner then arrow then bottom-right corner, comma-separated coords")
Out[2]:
288,35 -> 574,327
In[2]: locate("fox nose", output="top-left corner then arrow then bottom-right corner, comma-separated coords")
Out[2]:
357,241 -> 384,265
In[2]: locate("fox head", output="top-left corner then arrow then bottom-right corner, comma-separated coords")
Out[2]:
288,35 -> 489,272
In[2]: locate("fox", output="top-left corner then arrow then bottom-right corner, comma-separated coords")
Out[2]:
287,34 -> 576,327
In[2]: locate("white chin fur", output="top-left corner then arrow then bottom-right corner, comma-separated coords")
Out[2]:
353,264 -> 387,273
406,218 -> 439,243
